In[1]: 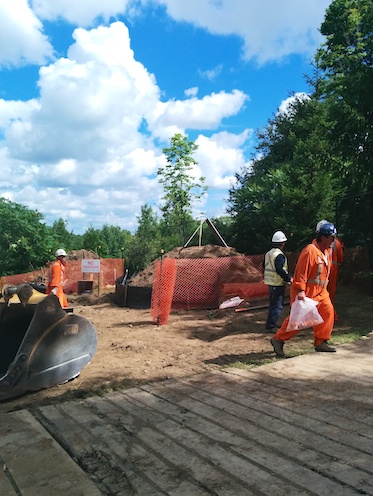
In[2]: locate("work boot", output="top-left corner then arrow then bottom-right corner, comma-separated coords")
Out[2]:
270,337 -> 285,357
314,341 -> 337,353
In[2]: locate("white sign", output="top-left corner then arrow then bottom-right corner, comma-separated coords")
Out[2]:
81,259 -> 101,273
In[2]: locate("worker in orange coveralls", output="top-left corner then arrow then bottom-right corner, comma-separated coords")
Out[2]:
46,249 -> 69,308
316,220 -> 344,321
269,222 -> 337,358
329,236 -> 344,320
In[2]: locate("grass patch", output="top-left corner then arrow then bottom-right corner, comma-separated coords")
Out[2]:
229,359 -> 275,370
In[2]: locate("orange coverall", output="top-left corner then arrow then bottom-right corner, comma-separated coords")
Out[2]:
328,236 -> 344,304
47,260 -> 68,308
273,242 -> 334,346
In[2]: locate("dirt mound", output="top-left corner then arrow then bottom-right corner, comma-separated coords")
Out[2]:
129,244 -> 261,287
165,245 -> 241,259
218,256 -> 262,283
68,249 -> 99,260
69,293 -> 113,306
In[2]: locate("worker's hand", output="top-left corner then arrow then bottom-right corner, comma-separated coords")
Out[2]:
297,290 -> 305,300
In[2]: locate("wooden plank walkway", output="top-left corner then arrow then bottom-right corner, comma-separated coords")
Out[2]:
0,333 -> 373,495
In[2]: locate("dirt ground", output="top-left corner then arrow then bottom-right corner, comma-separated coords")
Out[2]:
0,290 -> 280,412
1,282 -> 371,414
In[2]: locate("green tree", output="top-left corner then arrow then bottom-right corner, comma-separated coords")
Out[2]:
0,198 -> 55,275
126,204 -> 161,273
228,96 -> 343,253
315,0 -> 373,245
51,218 -> 74,251
99,224 -> 132,258
82,226 -> 102,255
158,134 -> 207,248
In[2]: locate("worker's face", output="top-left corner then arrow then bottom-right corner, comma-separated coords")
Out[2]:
321,234 -> 335,250
58,256 -> 67,265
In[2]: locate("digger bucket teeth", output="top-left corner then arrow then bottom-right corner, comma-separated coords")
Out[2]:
0,294 -> 97,401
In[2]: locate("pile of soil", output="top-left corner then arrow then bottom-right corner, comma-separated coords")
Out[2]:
130,244 -> 261,287
68,249 -> 99,260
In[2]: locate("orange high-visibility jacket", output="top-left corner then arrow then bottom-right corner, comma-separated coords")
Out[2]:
328,236 -> 344,302
47,260 -> 68,308
290,241 -> 331,303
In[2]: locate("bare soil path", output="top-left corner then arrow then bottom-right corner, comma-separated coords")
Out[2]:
0,285 -> 371,414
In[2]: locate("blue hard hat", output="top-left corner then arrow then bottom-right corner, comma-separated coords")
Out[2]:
317,221 -> 336,236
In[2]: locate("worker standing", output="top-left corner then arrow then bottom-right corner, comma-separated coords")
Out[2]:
47,249 -> 69,308
270,222 -> 337,357
263,231 -> 292,331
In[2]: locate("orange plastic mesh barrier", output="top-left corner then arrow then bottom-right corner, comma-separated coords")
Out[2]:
221,282 -> 268,301
151,257 -> 177,325
169,255 -> 265,310
0,259 -> 124,294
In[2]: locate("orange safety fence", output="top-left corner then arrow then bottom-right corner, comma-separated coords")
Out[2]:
168,255 -> 267,312
221,282 -> 268,301
0,259 -> 124,294
150,254 -> 265,322
151,257 -> 177,325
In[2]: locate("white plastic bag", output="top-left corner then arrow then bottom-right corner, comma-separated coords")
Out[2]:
219,296 -> 244,309
286,296 -> 324,332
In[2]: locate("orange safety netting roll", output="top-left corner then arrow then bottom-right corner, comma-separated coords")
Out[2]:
151,257 -> 177,325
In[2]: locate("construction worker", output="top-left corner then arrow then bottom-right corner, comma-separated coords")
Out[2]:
315,220 -> 344,321
263,231 -> 292,331
270,222 -> 337,357
46,249 -> 68,308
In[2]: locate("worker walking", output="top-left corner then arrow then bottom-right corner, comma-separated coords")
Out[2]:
263,231 -> 292,331
329,235 -> 344,320
47,249 -> 69,308
316,220 -> 344,321
270,222 -> 337,357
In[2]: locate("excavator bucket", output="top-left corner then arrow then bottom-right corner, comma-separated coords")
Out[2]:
0,286 -> 97,401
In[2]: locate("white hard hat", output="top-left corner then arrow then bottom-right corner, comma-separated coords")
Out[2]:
316,219 -> 328,232
55,248 -> 67,257
272,231 -> 287,243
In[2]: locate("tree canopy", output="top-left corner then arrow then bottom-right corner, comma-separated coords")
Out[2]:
0,198 -> 55,275
228,0 -> 373,253
315,0 -> 373,245
158,133 -> 207,249
228,96 -> 344,253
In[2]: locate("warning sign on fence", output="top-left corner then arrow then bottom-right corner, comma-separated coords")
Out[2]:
81,259 -> 101,273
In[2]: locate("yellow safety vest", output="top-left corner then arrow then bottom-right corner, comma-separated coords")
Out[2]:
264,248 -> 288,286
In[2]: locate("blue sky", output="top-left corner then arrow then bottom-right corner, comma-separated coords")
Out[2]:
0,0 -> 331,234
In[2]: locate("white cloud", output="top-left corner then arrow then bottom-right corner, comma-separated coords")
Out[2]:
6,0 -> 331,67
0,98 -> 40,128
199,64 -> 223,81
0,0 -> 54,67
0,20 -> 251,233
196,129 -> 253,189
185,87 -> 198,97
4,22 -> 160,163
31,0 -> 134,26
153,0 -> 331,64
277,92 -> 310,115
149,90 -> 248,139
